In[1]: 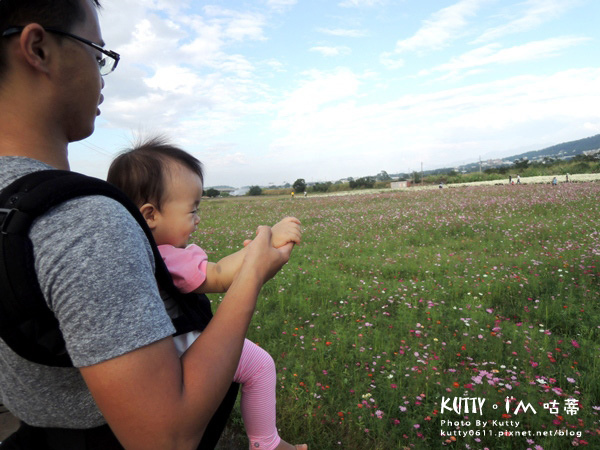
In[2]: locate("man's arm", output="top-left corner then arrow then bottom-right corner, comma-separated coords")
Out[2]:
81,227 -> 293,450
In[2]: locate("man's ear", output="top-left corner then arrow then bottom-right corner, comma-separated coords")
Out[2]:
18,23 -> 52,75
140,203 -> 159,229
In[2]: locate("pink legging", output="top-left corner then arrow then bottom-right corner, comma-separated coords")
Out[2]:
234,339 -> 281,450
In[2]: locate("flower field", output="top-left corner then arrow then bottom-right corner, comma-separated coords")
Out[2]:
196,182 -> 600,449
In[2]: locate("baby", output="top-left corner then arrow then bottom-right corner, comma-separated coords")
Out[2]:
108,137 -> 306,450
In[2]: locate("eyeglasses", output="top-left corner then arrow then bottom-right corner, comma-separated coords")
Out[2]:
2,26 -> 120,76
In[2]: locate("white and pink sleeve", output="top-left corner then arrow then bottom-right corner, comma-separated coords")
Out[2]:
158,244 -> 209,293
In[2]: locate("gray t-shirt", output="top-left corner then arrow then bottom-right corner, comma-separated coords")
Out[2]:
0,156 -> 175,428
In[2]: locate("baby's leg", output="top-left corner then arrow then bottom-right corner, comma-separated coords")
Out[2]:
234,339 -> 281,449
234,340 -> 307,450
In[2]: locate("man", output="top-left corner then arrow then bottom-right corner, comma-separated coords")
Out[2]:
0,1 -> 294,448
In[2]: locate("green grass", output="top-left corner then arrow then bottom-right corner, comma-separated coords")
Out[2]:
199,183 -> 600,449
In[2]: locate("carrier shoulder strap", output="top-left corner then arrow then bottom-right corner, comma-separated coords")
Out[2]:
0,169 -> 211,366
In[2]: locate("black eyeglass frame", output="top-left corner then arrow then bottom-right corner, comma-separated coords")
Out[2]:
1,26 -> 120,76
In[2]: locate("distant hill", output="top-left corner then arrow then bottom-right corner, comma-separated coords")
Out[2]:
503,134 -> 600,163
391,134 -> 600,177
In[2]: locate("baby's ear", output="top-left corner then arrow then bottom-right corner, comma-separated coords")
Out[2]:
140,203 -> 158,228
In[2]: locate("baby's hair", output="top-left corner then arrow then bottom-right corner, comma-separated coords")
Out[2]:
107,135 -> 204,210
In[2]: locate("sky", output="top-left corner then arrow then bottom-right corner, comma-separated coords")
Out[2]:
70,0 -> 600,188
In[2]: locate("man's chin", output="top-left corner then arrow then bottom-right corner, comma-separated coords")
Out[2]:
68,125 -> 96,144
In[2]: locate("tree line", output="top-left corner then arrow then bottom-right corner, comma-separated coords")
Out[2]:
204,153 -> 599,197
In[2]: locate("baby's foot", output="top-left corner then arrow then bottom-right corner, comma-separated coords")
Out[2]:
273,440 -> 307,450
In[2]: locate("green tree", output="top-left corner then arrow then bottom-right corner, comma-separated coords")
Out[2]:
349,176 -> 375,189
312,181 -> 332,193
513,158 -> 530,170
205,188 -> 220,198
293,178 -> 306,193
248,186 -> 262,196
573,153 -> 600,162
376,170 -> 391,181
542,156 -> 557,165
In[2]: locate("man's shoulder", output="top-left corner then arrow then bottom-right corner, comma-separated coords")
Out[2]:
0,157 -> 137,229
37,189 -> 145,248
0,156 -> 52,188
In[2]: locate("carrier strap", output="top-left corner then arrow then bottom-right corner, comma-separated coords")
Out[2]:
0,170 -> 212,366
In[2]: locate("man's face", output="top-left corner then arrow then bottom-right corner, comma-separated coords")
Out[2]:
56,0 -> 106,142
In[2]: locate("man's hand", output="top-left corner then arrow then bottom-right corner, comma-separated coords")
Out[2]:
243,226 -> 294,284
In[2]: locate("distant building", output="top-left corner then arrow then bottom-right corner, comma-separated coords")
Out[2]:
391,181 -> 410,189
231,187 -> 250,196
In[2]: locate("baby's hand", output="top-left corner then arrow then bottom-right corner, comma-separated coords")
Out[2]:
271,217 -> 302,248
243,217 -> 302,248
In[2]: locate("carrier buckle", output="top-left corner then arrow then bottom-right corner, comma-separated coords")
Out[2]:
0,208 -> 17,234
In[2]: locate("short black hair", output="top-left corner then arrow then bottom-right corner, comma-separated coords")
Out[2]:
0,0 -> 102,77
107,136 -> 205,210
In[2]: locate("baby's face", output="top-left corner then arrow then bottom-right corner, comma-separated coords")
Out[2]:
152,164 -> 203,248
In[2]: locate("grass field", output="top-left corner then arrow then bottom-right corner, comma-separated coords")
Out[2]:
196,182 -> 600,449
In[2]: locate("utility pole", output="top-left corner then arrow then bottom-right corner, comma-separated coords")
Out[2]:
479,156 -> 482,173
421,162 -> 423,184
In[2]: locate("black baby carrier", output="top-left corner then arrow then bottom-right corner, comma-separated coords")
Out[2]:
0,170 -> 238,450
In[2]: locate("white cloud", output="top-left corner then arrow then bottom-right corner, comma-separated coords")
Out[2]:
339,0 -> 385,7
276,68 -> 361,117
475,0 -> 575,42
264,68 -> 600,182
144,66 -> 202,94
317,27 -> 367,38
265,0 -> 297,11
111,17 -> 184,68
202,6 -> 267,42
310,46 -> 351,57
135,0 -> 191,15
96,1 -> 272,144
392,0 -> 489,54
583,121 -> 600,133
201,149 -> 249,168
264,59 -> 286,72
422,36 -> 589,77
379,51 -> 404,69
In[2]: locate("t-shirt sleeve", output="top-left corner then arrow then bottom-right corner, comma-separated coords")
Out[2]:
31,195 -> 176,368
158,244 -> 209,294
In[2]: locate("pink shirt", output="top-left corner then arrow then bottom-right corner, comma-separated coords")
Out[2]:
158,244 -> 209,294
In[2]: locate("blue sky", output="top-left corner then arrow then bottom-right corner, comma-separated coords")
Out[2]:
70,0 -> 600,188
